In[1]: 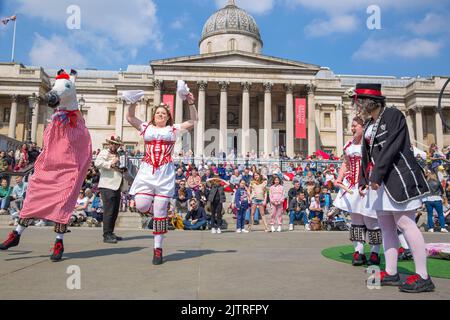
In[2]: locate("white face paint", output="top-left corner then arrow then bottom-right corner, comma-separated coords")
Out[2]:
46,72 -> 79,111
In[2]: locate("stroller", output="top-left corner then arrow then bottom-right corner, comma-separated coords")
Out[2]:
322,206 -> 350,231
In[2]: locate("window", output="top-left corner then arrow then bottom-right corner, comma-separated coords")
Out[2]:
343,116 -> 349,132
229,38 -> 237,51
207,42 -> 212,53
324,113 -> 331,128
108,110 -> 116,125
278,106 -> 285,122
252,42 -> 257,53
3,107 -> 10,123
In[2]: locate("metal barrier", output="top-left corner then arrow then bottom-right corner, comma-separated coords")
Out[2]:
126,156 -> 343,178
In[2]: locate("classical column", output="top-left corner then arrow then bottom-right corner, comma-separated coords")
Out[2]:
115,97 -> 124,138
174,84 -> 184,154
196,81 -> 207,157
285,84 -> 294,158
335,104 -> 344,156
435,108 -> 444,149
8,94 -> 18,139
219,81 -> 229,154
153,79 -> 162,107
258,99 -> 264,155
264,82 -> 273,156
139,98 -> 148,121
241,82 -> 251,157
29,94 -> 40,143
414,105 -> 424,147
306,83 -> 316,155
405,109 -> 415,142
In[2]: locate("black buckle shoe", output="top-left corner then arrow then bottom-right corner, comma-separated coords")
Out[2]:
0,231 -> 21,250
379,271 -> 401,286
352,252 -> 367,266
399,274 -> 435,293
103,233 -> 118,244
367,252 -> 381,266
50,239 -> 64,262
153,248 -> 163,265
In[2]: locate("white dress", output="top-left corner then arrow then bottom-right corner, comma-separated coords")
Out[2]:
129,123 -> 181,199
362,124 -> 423,214
334,141 -> 377,218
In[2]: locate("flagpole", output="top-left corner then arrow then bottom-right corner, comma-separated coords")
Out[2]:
11,17 -> 17,62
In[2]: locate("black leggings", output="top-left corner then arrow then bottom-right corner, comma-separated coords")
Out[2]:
210,202 -> 223,229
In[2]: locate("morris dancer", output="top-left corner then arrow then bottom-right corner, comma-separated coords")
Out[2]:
0,69 -> 92,261
355,83 -> 434,293
124,87 -> 197,265
334,116 -> 381,266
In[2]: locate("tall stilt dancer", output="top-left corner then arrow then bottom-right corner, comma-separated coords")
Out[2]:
354,83 -> 435,293
334,116 -> 381,266
0,69 -> 92,261
124,82 -> 197,265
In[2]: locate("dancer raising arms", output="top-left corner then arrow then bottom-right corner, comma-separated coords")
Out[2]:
124,89 -> 197,265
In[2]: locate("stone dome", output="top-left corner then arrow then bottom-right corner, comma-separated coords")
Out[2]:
200,1 -> 262,45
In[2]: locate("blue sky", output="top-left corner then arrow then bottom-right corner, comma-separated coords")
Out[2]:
1,0 -> 449,77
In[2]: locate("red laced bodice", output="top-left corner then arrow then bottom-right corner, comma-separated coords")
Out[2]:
142,140 -> 175,173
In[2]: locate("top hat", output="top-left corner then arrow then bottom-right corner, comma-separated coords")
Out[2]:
354,83 -> 386,101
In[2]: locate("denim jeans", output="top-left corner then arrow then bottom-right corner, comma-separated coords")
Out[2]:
183,219 -> 207,230
0,197 -> 10,210
289,210 -> 309,225
425,200 -> 446,230
237,207 -> 248,230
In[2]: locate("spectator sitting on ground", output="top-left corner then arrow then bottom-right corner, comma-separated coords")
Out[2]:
184,199 -> 208,230
5,151 -> 15,171
9,176 -> 27,222
289,191 -> 309,231
319,187 -> 333,217
0,152 -> 9,174
309,193 -> 324,222
174,180 -> 192,216
288,181 -> 303,206
0,178 -> 12,215
69,189 -> 89,226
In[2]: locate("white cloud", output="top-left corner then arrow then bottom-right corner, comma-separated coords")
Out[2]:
215,0 -> 274,15
15,0 -> 163,50
407,13 -> 450,36
353,37 -> 444,61
29,34 -> 87,69
304,14 -> 358,37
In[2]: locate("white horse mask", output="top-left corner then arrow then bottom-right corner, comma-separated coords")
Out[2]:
45,69 -> 79,111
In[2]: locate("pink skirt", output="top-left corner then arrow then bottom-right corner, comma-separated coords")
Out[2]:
20,114 -> 92,224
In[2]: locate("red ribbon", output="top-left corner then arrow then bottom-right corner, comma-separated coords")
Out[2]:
62,110 -> 79,128
355,89 -> 383,97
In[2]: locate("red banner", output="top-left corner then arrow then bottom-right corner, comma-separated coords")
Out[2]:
162,94 -> 175,117
295,98 -> 307,139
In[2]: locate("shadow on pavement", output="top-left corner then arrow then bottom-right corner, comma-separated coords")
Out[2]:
120,235 -> 154,242
4,246 -> 147,261
165,249 -> 237,262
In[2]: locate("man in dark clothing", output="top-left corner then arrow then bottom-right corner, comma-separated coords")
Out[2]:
184,199 -> 207,230
288,192 -> 309,231
27,144 -> 40,164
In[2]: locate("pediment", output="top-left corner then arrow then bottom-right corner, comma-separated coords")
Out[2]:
151,51 -> 320,72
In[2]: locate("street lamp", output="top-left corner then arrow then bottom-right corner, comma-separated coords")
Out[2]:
78,95 -> 86,113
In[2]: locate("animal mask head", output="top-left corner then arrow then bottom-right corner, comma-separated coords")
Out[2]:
45,69 -> 78,111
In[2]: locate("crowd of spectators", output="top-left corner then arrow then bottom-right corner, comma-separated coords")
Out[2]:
1,144 -> 449,232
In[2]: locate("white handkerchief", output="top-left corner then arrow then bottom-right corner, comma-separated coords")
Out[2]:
177,80 -> 190,101
122,90 -> 145,104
